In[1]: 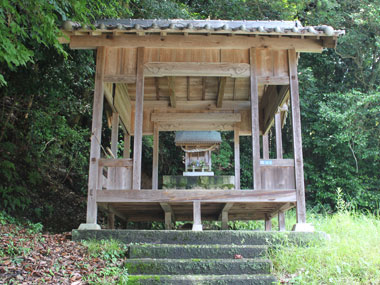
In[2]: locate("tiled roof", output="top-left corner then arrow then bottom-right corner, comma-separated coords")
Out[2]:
175,131 -> 222,144
62,19 -> 344,37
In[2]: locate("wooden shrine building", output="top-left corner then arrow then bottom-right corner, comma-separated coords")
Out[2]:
175,131 -> 221,176
60,19 -> 344,231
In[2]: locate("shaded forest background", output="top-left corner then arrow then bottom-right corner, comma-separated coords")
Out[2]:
0,0 -> 379,231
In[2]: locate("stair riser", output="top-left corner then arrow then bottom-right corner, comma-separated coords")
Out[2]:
73,230 -> 327,245
127,275 -> 277,285
129,245 -> 267,259
125,260 -> 272,275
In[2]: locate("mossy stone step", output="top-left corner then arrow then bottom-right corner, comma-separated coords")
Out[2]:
73,229 -> 327,245
128,274 -> 277,285
125,258 -> 272,275
129,244 -> 267,259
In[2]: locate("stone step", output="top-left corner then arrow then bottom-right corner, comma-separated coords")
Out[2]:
129,244 -> 268,259
73,229 -> 326,245
125,258 -> 272,275
127,274 -> 277,285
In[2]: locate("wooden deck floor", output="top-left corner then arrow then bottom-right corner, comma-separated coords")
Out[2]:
97,189 -> 296,222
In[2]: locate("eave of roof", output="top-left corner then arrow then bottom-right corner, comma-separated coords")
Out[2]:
61,19 -> 345,38
175,131 -> 222,144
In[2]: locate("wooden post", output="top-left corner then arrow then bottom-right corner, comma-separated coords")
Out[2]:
275,113 -> 283,159
83,47 -> 106,228
275,112 -> 286,231
288,49 -> 307,224
110,112 -> 119,157
123,133 -> 130,158
107,213 -> 115,229
250,48 -> 262,189
152,123 -> 159,190
192,201 -> 202,231
265,215 -> 272,231
234,123 -> 240,189
221,212 -> 228,230
132,47 -> 145,190
262,134 -> 269,159
108,111 -> 119,229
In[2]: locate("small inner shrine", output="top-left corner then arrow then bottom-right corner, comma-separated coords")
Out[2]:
163,131 -> 235,190
176,131 -> 221,176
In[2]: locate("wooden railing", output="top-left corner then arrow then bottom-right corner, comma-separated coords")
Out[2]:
98,158 -> 133,190
260,159 -> 295,190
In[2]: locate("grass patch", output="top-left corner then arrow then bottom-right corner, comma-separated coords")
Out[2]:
269,210 -> 380,284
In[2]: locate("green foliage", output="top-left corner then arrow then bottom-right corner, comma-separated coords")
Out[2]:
82,239 -> 128,284
83,239 -> 128,262
270,210 -> 380,284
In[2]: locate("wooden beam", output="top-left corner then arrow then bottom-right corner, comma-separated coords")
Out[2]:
234,123 -> 240,190
147,62 -> 250,78
86,47 -> 106,225
98,158 -> 132,167
193,201 -> 202,231
167,77 -> 176,108
152,123 -> 159,190
250,48 -> 262,189
69,34 -> 324,53
151,112 -> 241,123
156,122 -> 235,132
288,49 -> 307,224
139,100 -> 251,111
262,134 -> 269,159
132,47 -> 145,190
275,112 -> 283,159
103,73 -> 289,85
216,77 -> 227,108
96,189 -> 297,203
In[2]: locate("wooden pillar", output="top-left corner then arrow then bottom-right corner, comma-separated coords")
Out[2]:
123,133 -> 130,158
265,215 -> 272,231
192,201 -> 202,231
84,47 -> 106,227
234,123 -> 240,190
110,112 -> 119,157
262,134 -> 269,159
132,47 -> 145,190
152,123 -> 159,190
107,213 -> 115,229
275,112 -> 286,231
275,113 -> 283,159
108,112 -> 119,229
288,49 -> 307,224
221,212 -> 228,230
249,48 -> 261,189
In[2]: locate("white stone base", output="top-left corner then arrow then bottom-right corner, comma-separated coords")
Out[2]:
292,223 -> 315,232
183,171 -> 214,176
192,224 -> 203,231
78,223 -> 101,230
